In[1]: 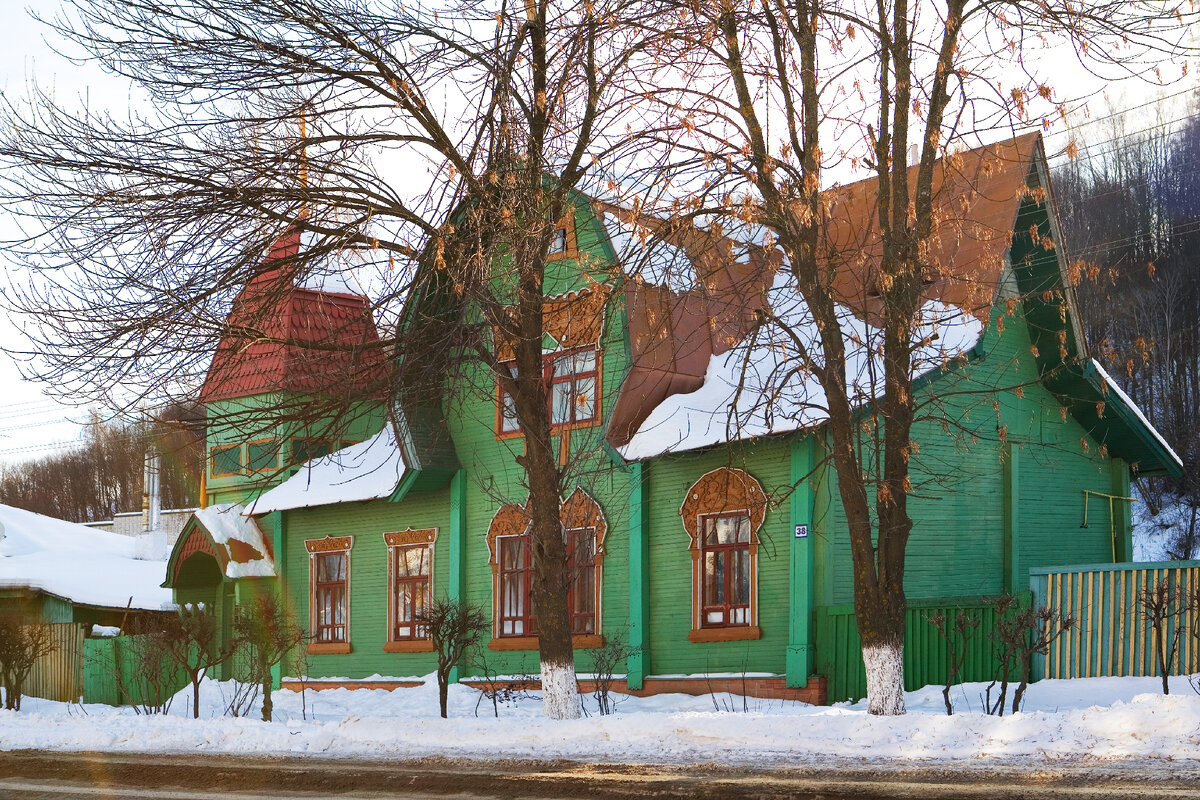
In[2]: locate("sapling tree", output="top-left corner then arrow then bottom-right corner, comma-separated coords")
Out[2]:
927,609 -> 980,716
1138,578 -> 1188,695
418,598 -> 488,719
233,592 -> 305,722
160,604 -> 238,719
985,594 -> 1074,716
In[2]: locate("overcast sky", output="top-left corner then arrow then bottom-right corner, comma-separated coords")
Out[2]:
0,0 -> 1193,466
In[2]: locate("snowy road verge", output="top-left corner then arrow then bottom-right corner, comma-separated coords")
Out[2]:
2,675 -> 1199,769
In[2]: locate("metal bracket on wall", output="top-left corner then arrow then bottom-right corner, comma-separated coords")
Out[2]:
1080,489 -> 1137,561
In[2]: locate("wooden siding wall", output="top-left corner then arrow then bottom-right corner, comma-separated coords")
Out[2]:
815,595 -> 1025,704
22,623 -> 84,703
1031,561 -> 1200,681
817,302 -> 1120,610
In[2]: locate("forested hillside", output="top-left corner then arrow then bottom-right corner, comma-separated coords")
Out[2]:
0,405 -> 202,523
1054,105 -> 1200,558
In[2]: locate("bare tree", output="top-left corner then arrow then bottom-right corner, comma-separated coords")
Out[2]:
417,597 -> 488,718
161,604 -> 238,719
0,0 -> 655,719
927,609 -> 980,716
637,0 -> 1193,715
0,617 -> 56,711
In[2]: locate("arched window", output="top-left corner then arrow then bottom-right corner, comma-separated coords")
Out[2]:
680,468 -> 768,642
486,488 -> 607,650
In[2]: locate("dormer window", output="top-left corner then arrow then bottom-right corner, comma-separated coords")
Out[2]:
496,348 -> 600,436
549,226 -> 568,255
550,348 -> 597,426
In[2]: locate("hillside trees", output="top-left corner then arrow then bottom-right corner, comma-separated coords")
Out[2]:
1054,108 -> 1200,558
638,0 -> 1194,714
0,405 -> 202,522
0,0 -> 654,718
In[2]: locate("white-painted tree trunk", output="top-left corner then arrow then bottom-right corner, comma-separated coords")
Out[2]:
540,658 -> 582,719
863,642 -> 906,715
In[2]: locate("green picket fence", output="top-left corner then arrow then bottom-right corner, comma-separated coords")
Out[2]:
82,635 -> 188,707
815,594 -> 1029,703
1030,561 -> 1200,681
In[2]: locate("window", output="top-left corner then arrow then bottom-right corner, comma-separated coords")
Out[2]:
495,348 -> 599,436
700,514 -> 752,628
384,529 -> 436,652
210,444 -> 242,477
680,468 -> 767,643
550,349 -> 597,426
290,437 -> 332,465
246,438 -> 279,473
496,527 -> 596,638
567,526 -> 597,634
498,365 -> 521,434
486,488 -> 607,650
306,536 -> 353,654
546,213 -> 575,261
498,534 -> 535,636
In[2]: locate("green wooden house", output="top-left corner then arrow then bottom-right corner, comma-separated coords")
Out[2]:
180,133 -> 1181,703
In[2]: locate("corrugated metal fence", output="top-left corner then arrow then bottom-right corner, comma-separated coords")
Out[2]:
815,594 -> 1026,703
22,623 -> 84,703
1030,561 -> 1200,680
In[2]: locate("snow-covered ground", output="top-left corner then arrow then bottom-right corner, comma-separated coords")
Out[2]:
3,675 -> 1200,766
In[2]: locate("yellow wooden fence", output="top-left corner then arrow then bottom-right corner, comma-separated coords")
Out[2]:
1030,561 -> 1200,680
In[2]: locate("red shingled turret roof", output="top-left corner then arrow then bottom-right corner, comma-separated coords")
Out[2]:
200,225 -> 391,404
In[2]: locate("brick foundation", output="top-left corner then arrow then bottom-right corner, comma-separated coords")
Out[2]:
280,679 -> 424,692
280,675 -> 828,705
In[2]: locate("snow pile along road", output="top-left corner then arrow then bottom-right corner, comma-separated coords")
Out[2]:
2,675 -> 1200,765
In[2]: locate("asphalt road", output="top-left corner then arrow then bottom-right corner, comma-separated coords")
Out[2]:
0,751 -> 1197,799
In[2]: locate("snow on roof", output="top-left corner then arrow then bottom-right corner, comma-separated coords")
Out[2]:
1089,359 -> 1183,469
601,210 -> 696,291
619,271 -> 985,460
191,504 -> 275,580
0,504 -> 173,611
248,423 -> 406,514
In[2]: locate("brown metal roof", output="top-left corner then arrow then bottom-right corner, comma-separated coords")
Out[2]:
606,132 -> 1043,448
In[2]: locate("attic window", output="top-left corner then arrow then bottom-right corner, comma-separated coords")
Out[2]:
549,226 -> 568,254
210,444 -> 242,478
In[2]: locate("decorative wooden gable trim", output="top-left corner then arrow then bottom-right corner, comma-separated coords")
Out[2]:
679,468 -> 768,549
494,284 -> 611,362
383,528 -> 437,653
172,524 -> 227,586
679,468 -> 768,643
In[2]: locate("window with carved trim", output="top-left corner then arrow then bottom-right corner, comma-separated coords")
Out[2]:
496,527 -> 596,638
680,468 -> 766,643
384,528 -> 437,650
306,536 -> 353,653
313,552 -> 348,643
700,513 -> 752,628
487,488 -> 606,649
496,349 -> 598,436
